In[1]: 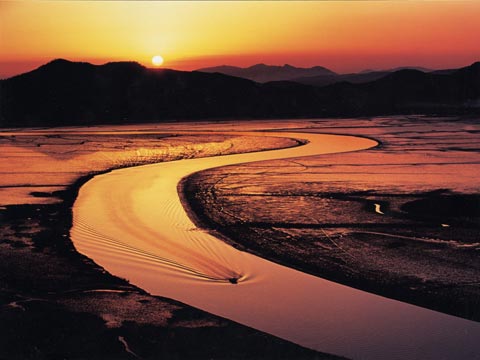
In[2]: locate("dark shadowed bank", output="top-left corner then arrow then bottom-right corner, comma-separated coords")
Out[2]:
179,117 -> 480,324
1,59 -> 479,128
0,130 -> 345,359
0,170 -> 342,360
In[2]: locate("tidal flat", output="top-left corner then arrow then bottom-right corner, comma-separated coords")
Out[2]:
0,129 -> 324,359
184,117 -> 480,322
1,117 -> 479,359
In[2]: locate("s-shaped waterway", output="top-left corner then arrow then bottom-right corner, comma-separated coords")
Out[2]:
71,132 -> 480,360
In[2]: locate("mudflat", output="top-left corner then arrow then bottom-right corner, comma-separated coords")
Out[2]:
70,129 -> 480,360
183,116 -> 480,322
1,117 -> 479,359
0,128 -> 326,359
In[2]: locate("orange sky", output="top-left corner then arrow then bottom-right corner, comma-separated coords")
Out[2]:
1,1 -> 480,78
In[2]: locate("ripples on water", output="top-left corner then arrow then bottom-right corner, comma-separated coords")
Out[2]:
71,132 -> 480,360
74,215 -> 245,284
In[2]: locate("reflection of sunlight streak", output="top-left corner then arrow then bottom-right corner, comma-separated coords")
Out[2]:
72,132 -> 378,288
70,131 -> 480,358
374,203 -> 385,215
73,216 -> 242,283
118,336 -> 139,359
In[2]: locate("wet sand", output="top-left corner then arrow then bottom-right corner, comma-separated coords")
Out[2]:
0,130 -> 323,359
186,117 -> 480,322
2,117 -> 479,359
70,131 -> 480,360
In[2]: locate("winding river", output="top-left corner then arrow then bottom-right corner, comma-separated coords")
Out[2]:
71,132 -> 480,360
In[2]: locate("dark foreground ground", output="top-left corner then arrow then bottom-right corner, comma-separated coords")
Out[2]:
0,131 -> 333,360
183,116 -> 480,322
2,117 -> 479,359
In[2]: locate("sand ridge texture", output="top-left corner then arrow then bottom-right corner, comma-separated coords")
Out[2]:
183,117 -> 480,323
70,130 -> 480,360
0,130 -> 329,359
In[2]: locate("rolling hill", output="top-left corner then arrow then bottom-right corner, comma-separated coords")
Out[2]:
197,63 -> 336,83
1,59 -> 479,127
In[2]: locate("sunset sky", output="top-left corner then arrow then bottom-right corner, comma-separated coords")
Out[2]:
1,1 -> 480,78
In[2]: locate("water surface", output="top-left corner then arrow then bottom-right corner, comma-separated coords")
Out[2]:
71,132 -> 480,360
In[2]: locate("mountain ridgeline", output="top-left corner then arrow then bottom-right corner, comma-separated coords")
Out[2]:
197,63 -> 337,83
1,59 -> 479,127
197,64 -> 433,86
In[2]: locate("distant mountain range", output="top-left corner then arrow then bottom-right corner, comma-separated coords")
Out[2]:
1,59 -> 479,127
198,64 -> 439,87
291,70 -> 396,87
360,66 -> 433,74
197,63 -> 336,83
291,67 -> 467,87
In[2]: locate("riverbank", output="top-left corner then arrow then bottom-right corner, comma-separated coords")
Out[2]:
181,117 -> 480,322
0,129 -> 329,359
70,128 -> 480,360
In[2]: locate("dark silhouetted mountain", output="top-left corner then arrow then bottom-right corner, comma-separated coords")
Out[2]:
431,68 -> 462,75
292,66 -> 439,88
0,59 -> 330,127
291,67 -> 439,87
360,66 -> 433,74
314,62 -> 480,115
290,71 -> 392,87
199,64 -> 434,87
1,59 -> 479,127
197,63 -> 336,83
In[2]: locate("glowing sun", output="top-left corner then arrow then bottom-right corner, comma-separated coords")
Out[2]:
151,55 -> 164,66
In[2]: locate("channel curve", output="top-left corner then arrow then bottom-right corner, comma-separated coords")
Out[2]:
71,132 -> 480,360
